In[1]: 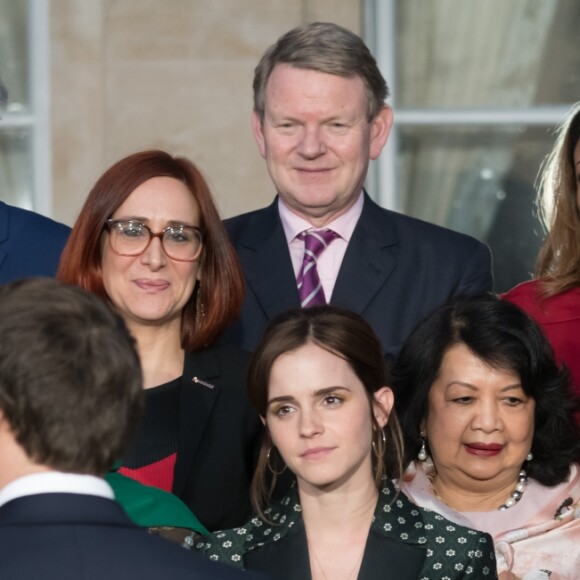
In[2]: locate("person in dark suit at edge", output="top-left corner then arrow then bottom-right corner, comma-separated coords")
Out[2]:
222,22 -> 493,356
0,74 -> 70,283
0,278 -> 265,580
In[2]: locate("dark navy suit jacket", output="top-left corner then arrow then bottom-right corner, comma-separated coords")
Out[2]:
0,201 -> 70,283
223,194 -> 493,355
0,493 -> 266,580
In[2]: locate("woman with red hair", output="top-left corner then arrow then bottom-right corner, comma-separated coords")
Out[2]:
58,150 -> 261,532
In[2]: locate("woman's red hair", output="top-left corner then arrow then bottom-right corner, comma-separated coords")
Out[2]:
57,150 -> 244,351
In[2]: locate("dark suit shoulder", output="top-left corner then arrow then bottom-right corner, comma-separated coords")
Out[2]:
224,201 -> 279,243
0,494 -> 257,579
365,199 -> 485,252
1,201 -> 70,239
0,203 -> 71,282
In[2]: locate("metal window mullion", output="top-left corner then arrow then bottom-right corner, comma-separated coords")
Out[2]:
28,0 -> 51,216
394,106 -> 574,126
365,0 -> 398,210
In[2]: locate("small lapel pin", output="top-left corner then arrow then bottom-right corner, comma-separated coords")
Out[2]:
192,376 -> 215,389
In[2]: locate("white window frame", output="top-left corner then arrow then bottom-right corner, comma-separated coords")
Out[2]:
1,0 -> 51,216
364,0 -> 573,213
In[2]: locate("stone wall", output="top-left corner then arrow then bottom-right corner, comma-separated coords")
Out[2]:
51,0 -> 361,225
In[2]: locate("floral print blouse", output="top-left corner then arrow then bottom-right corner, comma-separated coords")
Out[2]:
196,480 -> 497,579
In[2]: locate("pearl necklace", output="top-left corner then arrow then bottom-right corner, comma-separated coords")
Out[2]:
427,466 -> 529,512
498,469 -> 528,510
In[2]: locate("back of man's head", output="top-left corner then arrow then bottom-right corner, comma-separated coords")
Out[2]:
0,278 -> 143,475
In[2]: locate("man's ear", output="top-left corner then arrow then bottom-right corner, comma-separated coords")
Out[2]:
369,105 -> 393,161
251,110 -> 267,159
373,386 -> 394,428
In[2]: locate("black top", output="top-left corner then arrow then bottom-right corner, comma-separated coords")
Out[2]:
167,345 -> 263,531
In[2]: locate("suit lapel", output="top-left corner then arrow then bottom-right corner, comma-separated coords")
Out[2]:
172,349 -> 221,497
358,527 -> 426,580
331,194 -> 398,314
243,505 -> 426,580
245,520 -> 312,580
236,200 -> 301,320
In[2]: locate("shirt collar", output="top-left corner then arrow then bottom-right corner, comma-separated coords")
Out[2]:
0,471 -> 114,508
278,192 -> 364,244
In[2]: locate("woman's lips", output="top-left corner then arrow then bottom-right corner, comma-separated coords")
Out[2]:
464,442 -> 504,457
134,279 -> 170,292
300,447 -> 335,460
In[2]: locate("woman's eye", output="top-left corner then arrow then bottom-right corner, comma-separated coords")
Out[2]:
504,397 -> 524,406
120,225 -> 145,237
274,405 -> 294,417
323,395 -> 343,407
166,232 -> 189,243
451,396 -> 474,404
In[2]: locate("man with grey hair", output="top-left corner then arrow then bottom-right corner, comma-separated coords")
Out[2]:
223,22 -> 493,356
0,74 -> 70,282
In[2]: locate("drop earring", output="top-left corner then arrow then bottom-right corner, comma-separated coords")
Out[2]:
418,432 -> 428,462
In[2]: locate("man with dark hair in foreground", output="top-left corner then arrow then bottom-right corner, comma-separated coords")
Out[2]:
0,278 -> 263,580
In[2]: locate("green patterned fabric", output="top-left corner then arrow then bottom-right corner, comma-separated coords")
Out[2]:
197,480 -> 497,578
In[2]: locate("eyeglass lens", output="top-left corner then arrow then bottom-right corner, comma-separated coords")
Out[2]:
109,220 -> 202,260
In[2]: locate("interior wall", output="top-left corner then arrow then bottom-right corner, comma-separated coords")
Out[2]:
51,0 -> 362,225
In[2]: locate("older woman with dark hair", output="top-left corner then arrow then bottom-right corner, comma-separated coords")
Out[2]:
394,294 -> 580,579
58,150 -> 261,531
198,306 -> 497,579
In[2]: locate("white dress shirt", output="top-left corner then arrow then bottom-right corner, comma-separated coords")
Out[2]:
279,192 -> 364,302
0,471 -> 114,508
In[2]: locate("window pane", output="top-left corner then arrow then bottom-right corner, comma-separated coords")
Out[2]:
0,127 -> 34,209
398,125 -> 554,292
396,0 -> 580,108
0,0 -> 30,112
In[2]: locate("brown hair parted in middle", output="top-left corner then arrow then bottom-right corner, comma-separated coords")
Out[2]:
57,149 -> 244,350
247,305 -> 404,517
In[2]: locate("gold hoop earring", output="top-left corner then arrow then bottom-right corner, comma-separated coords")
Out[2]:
372,427 -> 387,459
266,446 -> 287,476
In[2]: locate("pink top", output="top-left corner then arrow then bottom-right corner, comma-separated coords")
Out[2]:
278,193 -> 363,303
502,280 -> 580,399
400,461 -> 580,579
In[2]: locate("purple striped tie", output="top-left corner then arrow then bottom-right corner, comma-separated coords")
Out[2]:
296,229 -> 338,308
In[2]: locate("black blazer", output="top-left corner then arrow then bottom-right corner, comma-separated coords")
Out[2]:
170,345 -> 262,531
198,481 -> 497,579
0,201 -> 70,283
223,194 -> 493,355
0,493 -> 265,580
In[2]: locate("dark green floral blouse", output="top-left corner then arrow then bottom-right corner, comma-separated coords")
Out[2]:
196,480 -> 497,579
